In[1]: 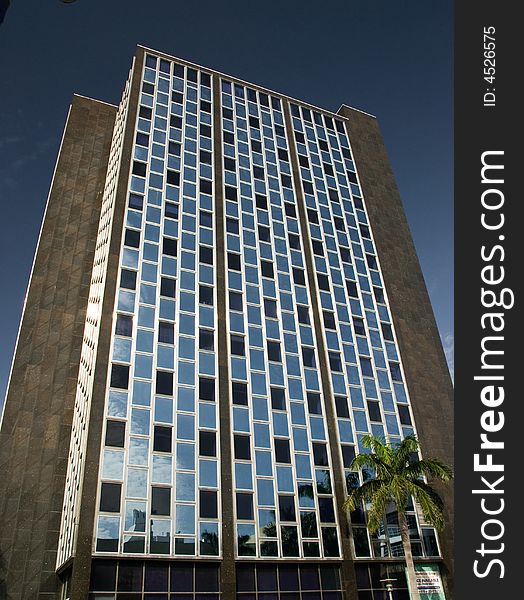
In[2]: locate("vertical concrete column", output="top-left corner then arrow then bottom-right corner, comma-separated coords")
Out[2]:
212,75 -> 237,597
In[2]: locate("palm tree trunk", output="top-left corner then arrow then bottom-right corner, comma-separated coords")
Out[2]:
398,511 -> 421,600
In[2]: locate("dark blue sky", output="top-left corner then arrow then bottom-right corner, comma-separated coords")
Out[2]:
0,0 -> 453,409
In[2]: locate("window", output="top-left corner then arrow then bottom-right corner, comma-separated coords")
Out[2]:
166,170 -> 180,186
120,269 -> 137,290
335,396 -> 350,418
258,226 -> 271,242
347,280 -> 359,298
293,268 -> 305,286
229,291 -> 243,311
366,254 -> 378,270
360,224 -> 371,239
199,246 -> 213,265
307,393 -> 322,415
116,314 -> 133,337
224,157 -> 236,172
156,371 -> 173,395
340,247 -> 351,263
312,240 -> 324,256
165,202 -> 179,219
199,377 -> 215,402
381,323 -> 394,341
105,421 -> 125,447
228,252 -> 241,271
110,364 -> 129,389
313,443 -> 328,466
158,321 -> 174,344
284,202 -> 295,217
200,431 -> 216,457
231,334 -> 245,356
261,260 -> 274,279
270,387 -> 285,410
279,496 -> 296,521
317,274 -> 330,291
234,435 -> 251,460
398,405 -> 412,426
154,426 -> 172,453
100,483 -> 121,512
170,115 -> 182,129
302,347 -> 316,368
236,493 -> 254,520
160,277 -> 176,298
226,218 -> 239,234
132,161 -> 146,177
318,498 -> 335,523
334,217 -> 345,231
374,287 -> 385,304
200,179 -> 213,195
367,401 -> 382,422
199,285 -> 214,306
274,439 -> 291,463
124,229 -> 140,248
389,362 -> 402,382
360,358 -> 373,377
162,238 -> 177,257
233,382 -> 248,406
288,234 -> 300,249
264,299 -> 278,318
323,311 -> 336,330
342,445 -> 356,468
129,193 -> 143,210
255,194 -> 268,210
353,318 -> 366,336
199,329 -> 214,351
200,149 -> 212,165
152,487 -> 170,515
297,305 -> 310,325
267,341 -> 281,362
168,141 -> 181,156
307,209 -> 319,224
329,352 -> 343,372
200,491 -> 218,518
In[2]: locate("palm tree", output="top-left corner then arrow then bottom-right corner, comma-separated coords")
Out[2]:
343,434 -> 452,600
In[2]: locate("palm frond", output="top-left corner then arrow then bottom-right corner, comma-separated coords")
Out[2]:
407,480 -> 446,530
365,484 -> 393,532
343,479 -> 384,513
405,458 -> 453,482
394,435 -> 420,469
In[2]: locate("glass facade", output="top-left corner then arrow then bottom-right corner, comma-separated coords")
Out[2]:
221,79 -> 340,560
95,55 -> 220,559
48,48 -> 445,599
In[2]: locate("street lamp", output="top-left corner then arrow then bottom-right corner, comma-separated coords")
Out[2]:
379,578 -> 397,600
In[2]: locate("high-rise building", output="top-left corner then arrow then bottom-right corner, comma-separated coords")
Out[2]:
0,46 -> 453,600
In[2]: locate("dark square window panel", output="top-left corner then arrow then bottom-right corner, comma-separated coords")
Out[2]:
199,377 -> 215,402
234,435 -> 251,460
200,490 -> 218,518
154,426 -> 172,453
274,439 -> 291,463
100,482 -> 121,512
200,430 -> 216,457
156,371 -> 173,395
105,420 -> 126,447
111,364 -> 129,389
151,487 -> 171,516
